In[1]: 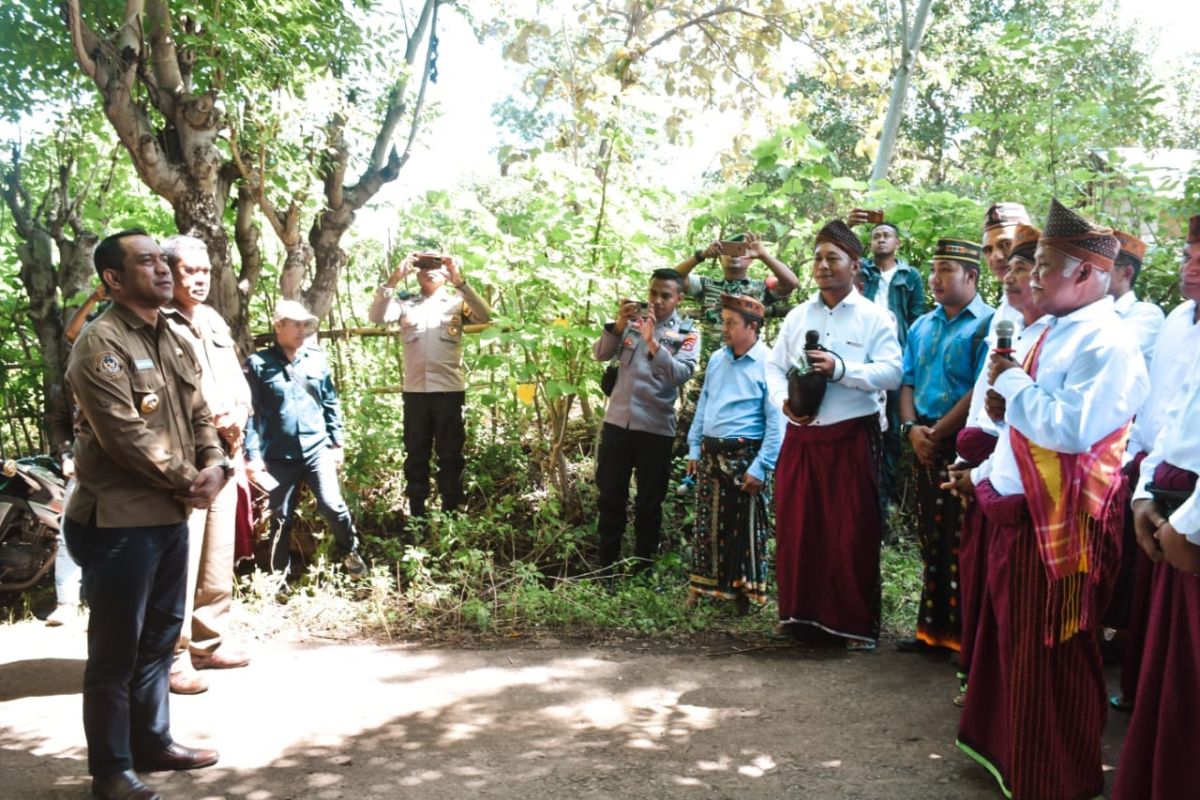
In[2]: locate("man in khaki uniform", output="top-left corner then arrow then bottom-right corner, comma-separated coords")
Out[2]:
64,229 -> 231,800
369,252 -> 491,516
161,235 -> 253,695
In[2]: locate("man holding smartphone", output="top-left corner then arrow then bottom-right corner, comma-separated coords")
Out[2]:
593,269 -> 700,573
369,252 -> 491,518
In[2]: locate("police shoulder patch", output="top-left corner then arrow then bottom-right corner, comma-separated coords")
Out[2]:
93,352 -> 125,380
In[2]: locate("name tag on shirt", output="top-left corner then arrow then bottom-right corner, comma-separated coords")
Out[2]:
134,358 -> 155,370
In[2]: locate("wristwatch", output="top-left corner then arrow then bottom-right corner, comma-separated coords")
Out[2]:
214,457 -> 235,480
693,249 -> 705,262
900,420 -> 917,438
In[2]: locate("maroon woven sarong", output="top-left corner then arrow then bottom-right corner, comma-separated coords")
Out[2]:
1108,451 -> 1149,703
957,478 -> 1120,800
956,427 -> 998,677
1114,463 -> 1199,800
957,425 -> 998,467
774,415 -> 881,643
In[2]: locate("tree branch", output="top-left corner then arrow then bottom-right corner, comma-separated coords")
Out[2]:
369,0 -> 437,172
143,0 -> 183,119
65,0 -> 99,79
395,2 -> 440,173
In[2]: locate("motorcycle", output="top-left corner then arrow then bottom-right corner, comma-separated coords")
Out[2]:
0,455 -> 66,592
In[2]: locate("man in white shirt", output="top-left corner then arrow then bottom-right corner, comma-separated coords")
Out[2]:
1115,218 -> 1200,797
953,199 -> 1148,800
1109,230 -> 1164,368
764,219 -> 902,650
1107,213 -> 1200,714
944,223 -> 1047,705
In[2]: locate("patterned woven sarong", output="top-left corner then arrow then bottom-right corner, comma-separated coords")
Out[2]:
688,438 -> 771,605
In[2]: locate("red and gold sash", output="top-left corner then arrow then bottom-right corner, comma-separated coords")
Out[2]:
1007,326 -> 1131,643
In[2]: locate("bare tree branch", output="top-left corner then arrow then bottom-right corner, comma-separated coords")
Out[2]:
65,0 -> 99,79
369,0 -> 437,172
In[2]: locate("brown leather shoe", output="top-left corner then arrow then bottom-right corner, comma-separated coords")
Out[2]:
133,742 -> 220,772
168,669 -> 208,695
191,648 -> 250,670
91,770 -> 161,800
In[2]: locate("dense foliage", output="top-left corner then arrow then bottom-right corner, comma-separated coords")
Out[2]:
1,0 -> 1197,634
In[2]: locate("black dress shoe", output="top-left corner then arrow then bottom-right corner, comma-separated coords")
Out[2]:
91,770 -> 161,800
133,742 -> 219,772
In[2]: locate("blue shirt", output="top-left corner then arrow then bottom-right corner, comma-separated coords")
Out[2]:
902,294 -> 994,421
687,339 -> 784,481
244,345 -> 345,462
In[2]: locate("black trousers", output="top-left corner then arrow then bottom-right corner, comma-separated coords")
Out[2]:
595,423 -> 674,570
403,391 -> 467,512
63,516 -> 187,777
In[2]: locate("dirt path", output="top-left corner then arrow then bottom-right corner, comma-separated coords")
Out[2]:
0,618 -> 1129,799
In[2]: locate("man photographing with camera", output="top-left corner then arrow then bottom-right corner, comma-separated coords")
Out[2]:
369,251 -> 491,518
592,269 -> 699,574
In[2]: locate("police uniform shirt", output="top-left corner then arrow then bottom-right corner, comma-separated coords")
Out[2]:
65,303 -> 224,528
162,303 -> 252,425
368,283 -> 491,393
593,311 -> 700,437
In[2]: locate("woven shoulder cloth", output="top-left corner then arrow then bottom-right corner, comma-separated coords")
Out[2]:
1008,326 -> 1131,644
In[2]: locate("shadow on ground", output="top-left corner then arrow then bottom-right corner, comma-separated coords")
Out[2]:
0,628 -> 1129,800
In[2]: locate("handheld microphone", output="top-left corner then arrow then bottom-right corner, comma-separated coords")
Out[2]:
995,320 -> 1016,360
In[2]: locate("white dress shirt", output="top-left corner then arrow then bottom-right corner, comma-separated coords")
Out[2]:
964,309 -> 1048,437
766,288 -> 903,427
1127,300 -> 1200,456
1113,290 -> 1165,369
985,296 -> 1150,497
1135,354 -> 1200,543
967,315 -> 1052,483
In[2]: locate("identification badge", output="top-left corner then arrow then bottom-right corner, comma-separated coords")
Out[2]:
139,393 -> 160,414
134,358 -> 155,370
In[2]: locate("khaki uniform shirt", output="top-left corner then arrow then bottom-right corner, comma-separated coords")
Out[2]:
163,304 -> 252,431
593,312 -> 700,438
368,283 -> 491,393
65,303 -> 224,528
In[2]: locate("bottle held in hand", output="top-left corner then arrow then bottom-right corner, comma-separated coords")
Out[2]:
787,330 -> 829,419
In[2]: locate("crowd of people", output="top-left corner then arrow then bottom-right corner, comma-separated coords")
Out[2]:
590,200 -> 1199,800
49,195 -> 1199,800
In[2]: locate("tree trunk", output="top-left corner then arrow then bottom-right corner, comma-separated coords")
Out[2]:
2,156 -> 98,455
870,0 -> 935,183
65,0 -> 244,337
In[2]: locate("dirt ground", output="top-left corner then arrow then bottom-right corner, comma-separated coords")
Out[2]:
0,616 -> 1130,800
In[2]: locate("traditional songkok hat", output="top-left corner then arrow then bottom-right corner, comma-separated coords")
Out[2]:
983,202 -> 1030,232
814,219 -> 863,261
931,238 -> 983,267
1113,230 -> 1147,269
1009,223 -> 1041,262
1038,198 -> 1119,271
1187,215 -> 1200,244
720,293 -> 765,321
